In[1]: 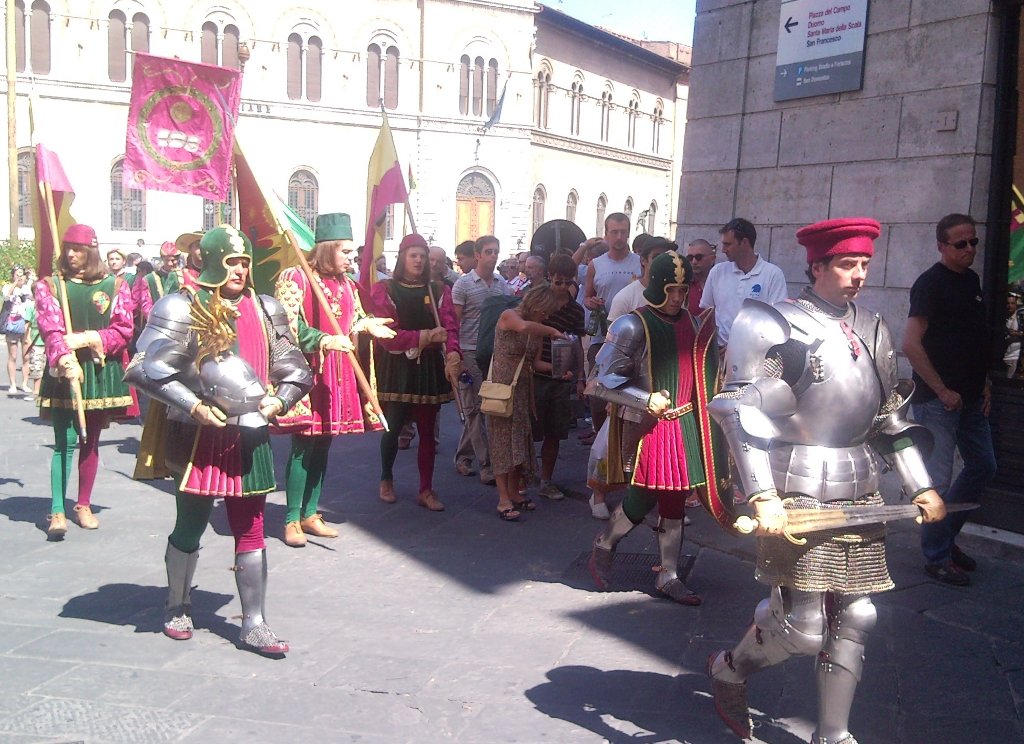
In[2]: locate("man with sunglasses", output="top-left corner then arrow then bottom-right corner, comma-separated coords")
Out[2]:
902,212 -> 996,587
685,238 -> 716,313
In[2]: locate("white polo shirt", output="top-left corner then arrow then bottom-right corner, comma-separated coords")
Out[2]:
699,255 -> 788,346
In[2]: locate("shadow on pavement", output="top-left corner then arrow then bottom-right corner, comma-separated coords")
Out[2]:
0,495 -> 112,537
60,582 -> 236,644
525,665 -> 806,744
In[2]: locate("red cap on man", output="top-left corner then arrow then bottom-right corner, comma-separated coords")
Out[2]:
399,233 -> 429,251
796,218 -> 880,263
62,224 -> 98,247
159,241 -> 178,257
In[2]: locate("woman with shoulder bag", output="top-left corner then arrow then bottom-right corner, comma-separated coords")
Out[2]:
2,265 -> 33,395
484,285 -> 565,521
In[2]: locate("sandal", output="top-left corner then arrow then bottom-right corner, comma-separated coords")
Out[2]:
497,507 -> 521,521
510,497 -> 536,512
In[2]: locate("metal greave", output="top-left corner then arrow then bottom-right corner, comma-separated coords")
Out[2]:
233,549 -> 269,637
655,517 -> 683,588
595,504 -> 637,551
165,541 -> 198,610
814,595 -> 876,744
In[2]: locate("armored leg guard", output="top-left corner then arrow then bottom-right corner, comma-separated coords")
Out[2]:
233,550 -> 289,655
163,542 -> 198,641
709,588 -> 826,739
812,595 -> 876,744
654,518 -> 701,606
588,505 -> 637,591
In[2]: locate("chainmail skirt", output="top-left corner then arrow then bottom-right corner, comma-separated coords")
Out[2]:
755,492 -> 894,595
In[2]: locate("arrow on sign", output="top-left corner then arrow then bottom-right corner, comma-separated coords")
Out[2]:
784,17 -> 798,33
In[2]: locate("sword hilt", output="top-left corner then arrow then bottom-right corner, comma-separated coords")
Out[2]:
732,515 -> 806,546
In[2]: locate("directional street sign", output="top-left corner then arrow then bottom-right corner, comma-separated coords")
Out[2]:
774,0 -> 869,102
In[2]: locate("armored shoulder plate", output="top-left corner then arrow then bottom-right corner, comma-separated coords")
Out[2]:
135,291 -> 194,355
722,300 -> 791,388
259,294 -> 297,343
595,313 -> 646,389
868,312 -> 898,394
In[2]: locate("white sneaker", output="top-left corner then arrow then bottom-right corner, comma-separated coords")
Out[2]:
589,493 -> 610,520
684,515 -> 692,526
21,383 -> 32,395
7,385 -> 15,395
538,483 -> 564,500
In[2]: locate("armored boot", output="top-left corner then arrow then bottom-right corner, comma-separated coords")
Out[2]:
709,588 -> 826,739
653,517 -> 701,605
233,550 -> 289,655
163,542 -> 199,641
588,505 -> 637,591
812,596 -> 875,744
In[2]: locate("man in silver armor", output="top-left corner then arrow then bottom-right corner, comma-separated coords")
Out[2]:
705,218 -> 947,743
126,225 -> 313,655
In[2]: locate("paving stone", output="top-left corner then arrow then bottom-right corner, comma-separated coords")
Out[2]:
0,698 -> 202,743
36,665 -> 207,709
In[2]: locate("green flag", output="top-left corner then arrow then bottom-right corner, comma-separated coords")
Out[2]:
1010,185 -> 1024,285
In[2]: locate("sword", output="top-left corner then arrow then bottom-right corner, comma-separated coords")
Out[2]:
734,502 -> 980,542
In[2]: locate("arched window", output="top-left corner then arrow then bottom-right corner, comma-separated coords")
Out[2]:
535,67 -> 551,129
108,10 -> 127,82
202,188 -> 235,231
222,25 -> 240,69
288,170 -> 318,229
532,186 -> 546,234
14,1 -> 25,72
566,190 -> 578,224
596,194 -> 607,236
30,1 -> 50,75
201,22 -> 218,65
111,159 -> 146,231
368,42 -> 400,109
624,197 -> 634,221
458,53 -> 499,118
459,55 -> 470,115
653,101 -> 664,153
627,95 -> 640,148
570,80 -> 583,135
600,89 -> 612,143
131,13 -> 149,55
306,36 -> 322,102
472,56 -> 484,116
287,33 -> 303,100
17,151 -> 33,228
486,59 -> 499,116
647,201 -> 657,234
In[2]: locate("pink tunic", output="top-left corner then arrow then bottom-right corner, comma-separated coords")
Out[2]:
273,268 -> 380,436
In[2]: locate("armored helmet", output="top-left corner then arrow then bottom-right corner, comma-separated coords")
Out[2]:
643,248 -> 691,309
197,225 -> 253,288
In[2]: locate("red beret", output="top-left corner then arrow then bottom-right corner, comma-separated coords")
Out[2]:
159,241 -> 178,257
796,218 -> 880,263
62,223 -> 97,247
399,233 -> 428,251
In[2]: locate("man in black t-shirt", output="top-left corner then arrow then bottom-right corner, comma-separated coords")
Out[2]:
532,254 -> 586,500
902,213 -> 997,586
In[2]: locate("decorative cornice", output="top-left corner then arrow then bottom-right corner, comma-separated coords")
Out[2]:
530,130 -> 671,170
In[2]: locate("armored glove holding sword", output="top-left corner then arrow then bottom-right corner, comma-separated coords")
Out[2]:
704,218 -> 949,744
126,225 -> 313,656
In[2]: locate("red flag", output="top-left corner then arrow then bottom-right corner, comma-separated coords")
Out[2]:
32,144 -> 77,278
124,53 -> 241,201
361,111 -> 408,291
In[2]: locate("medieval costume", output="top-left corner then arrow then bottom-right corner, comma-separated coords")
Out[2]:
36,224 -> 134,538
706,218 -> 946,743
273,213 -> 393,547
126,225 -> 312,655
131,241 -> 181,322
175,230 -> 203,290
371,233 -> 461,511
587,251 -> 725,604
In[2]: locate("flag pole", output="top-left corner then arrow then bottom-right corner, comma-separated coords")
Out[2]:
39,178 -> 87,432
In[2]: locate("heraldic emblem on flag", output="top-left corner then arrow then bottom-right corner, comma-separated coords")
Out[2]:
124,53 -> 242,201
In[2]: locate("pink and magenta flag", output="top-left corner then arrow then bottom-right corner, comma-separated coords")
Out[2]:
124,53 -> 241,201
32,144 -> 77,278
361,110 -> 408,293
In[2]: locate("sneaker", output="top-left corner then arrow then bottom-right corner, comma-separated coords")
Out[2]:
589,493 -> 610,520
21,383 -> 32,395
7,385 -> 15,395
925,561 -> 970,586
684,515 -> 692,526
951,544 -> 977,572
539,483 -> 564,500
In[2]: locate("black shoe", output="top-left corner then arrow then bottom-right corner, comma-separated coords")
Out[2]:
951,544 -> 977,572
925,561 -> 971,586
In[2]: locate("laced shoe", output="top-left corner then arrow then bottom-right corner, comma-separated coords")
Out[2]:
73,504 -> 99,530
283,521 -> 307,548
415,490 -> 445,511
300,514 -> 338,538
539,483 -> 564,500
47,512 -> 68,539
379,480 -> 397,504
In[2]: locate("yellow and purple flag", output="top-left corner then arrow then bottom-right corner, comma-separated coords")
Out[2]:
361,111 -> 409,292
32,144 -> 77,278
233,138 -> 314,295
124,53 -> 241,201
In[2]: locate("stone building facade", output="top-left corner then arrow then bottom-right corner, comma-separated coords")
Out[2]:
4,0 -> 688,259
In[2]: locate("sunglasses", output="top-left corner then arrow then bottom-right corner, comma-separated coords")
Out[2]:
944,238 -> 980,250
686,254 -> 710,261
550,278 -> 573,286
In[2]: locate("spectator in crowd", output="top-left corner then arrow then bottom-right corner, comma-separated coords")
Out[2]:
1003,290 -> 1023,378
508,251 -> 531,295
486,285 -> 565,520
530,254 -> 585,501
522,255 -> 548,293
700,217 -> 788,347
499,258 -> 519,283
3,265 -> 33,395
124,252 -> 143,276
21,283 -> 44,401
429,245 -> 459,287
106,248 -> 127,277
452,235 -> 510,483
607,237 -> 676,323
685,238 -> 716,313
454,240 -> 477,276
902,212 -> 997,586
